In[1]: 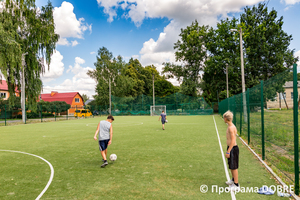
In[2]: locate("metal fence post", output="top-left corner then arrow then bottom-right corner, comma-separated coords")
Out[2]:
55,106 -> 56,121
293,63 -> 299,195
5,104 -> 7,126
233,96 -> 236,125
41,104 -> 43,123
261,80 -> 265,160
240,95 -> 242,136
25,104 -> 26,124
247,88 -> 250,145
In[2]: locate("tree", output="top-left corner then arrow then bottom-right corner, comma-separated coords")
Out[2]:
201,18 -> 241,103
163,21 -> 209,96
0,0 -> 59,108
241,3 -> 297,84
154,79 -> 179,97
175,4 -> 298,103
87,47 -> 127,106
81,94 -> 89,103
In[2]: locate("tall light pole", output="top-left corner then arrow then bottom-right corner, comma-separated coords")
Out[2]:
152,73 -> 155,108
230,27 -> 247,121
226,63 -> 229,98
109,77 -> 111,115
21,52 -> 28,123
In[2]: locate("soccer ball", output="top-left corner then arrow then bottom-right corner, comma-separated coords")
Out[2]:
166,120 -> 168,123
109,154 -> 117,161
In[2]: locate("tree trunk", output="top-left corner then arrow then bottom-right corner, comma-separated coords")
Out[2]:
283,93 -> 288,110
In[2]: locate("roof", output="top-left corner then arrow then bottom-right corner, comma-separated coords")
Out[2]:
283,81 -> 300,88
0,80 -> 19,92
40,92 -> 83,105
85,99 -> 94,105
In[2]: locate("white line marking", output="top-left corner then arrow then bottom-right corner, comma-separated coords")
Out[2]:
0,150 -> 54,200
213,116 -> 236,200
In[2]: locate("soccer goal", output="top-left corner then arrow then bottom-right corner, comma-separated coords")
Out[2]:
150,105 -> 166,116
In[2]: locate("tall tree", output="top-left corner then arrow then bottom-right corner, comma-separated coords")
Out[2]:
154,79 -> 179,97
81,94 -> 89,102
241,3 -> 297,84
163,21 -> 209,96
201,18 -> 240,103
87,47 -> 131,106
0,0 -> 59,108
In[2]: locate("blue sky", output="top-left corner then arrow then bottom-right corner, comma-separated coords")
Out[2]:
34,0 -> 300,98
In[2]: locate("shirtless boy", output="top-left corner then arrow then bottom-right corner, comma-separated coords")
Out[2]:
223,111 -> 240,192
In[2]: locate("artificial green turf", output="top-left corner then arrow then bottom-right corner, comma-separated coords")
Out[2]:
0,115 -> 288,199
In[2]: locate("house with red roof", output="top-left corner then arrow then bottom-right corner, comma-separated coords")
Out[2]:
40,91 -> 85,115
0,80 -> 20,100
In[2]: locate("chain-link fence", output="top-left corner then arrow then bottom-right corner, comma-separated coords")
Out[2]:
219,64 -> 299,195
0,103 -> 100,126
110,93 -> 213,116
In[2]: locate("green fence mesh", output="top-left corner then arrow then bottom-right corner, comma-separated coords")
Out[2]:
110,93 -> 213,116
219,67 -> 298,191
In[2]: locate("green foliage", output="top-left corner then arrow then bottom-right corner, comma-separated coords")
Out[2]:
88,47 -> 178,106
202,18 -> 241,103
154,79 -> 179,97
164,3 -> 298,103
0,0 -> 59,108
163,21 -> 208,96
37,100 -> 70,113
81,94 -> 89,103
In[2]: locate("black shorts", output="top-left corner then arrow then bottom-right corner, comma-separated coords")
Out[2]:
99,139 -> 110,151
161,120 -> 165,124
227,145 -> 239,170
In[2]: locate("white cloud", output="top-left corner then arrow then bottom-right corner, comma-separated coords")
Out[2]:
54,1 -> 92,46
42,50 -> 64,82
57,38 -> 70,46
90,51 -> 96,55
282,0 -> 300,5
97,0 -> 262,84
71,40 -> 79,47
43,56 -> 96,98
96,0 -> 261,26
67,57 -> 85,74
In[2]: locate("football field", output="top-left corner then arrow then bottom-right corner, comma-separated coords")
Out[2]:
0,115 -> 284,199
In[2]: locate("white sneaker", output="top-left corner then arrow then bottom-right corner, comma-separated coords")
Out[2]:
225,179 -> 234,185
227,184 -> 240,192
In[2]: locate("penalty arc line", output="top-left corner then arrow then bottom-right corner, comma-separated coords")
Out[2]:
213,116 -> 236,200
0,150 -> 54,200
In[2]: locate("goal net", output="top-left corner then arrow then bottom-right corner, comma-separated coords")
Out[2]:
150,105 -> 166,116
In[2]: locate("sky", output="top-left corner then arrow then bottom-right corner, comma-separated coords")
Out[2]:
29,0 -> 300,98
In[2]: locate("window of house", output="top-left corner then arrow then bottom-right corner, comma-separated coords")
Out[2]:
291,92 -> 293,100
0,93 -> 6,98
75,98 -> 80,103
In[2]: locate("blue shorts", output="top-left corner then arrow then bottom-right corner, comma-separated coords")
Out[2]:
99,139 -> 110,151
161,120 -> 165,124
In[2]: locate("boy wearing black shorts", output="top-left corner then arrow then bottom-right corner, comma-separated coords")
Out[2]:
158,110 -> 167,130
94,115 -> 114,168
223,111 -> 240,192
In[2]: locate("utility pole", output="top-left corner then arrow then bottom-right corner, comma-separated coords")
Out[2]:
21,54 -> 28,124
239,27 -> 247,122
230,27 -> 247,122
109,77 -> 111,114
152,73 -> 155,107
226,63 -> 229,98
239,27 -> 245,95
19,3 -> 27,124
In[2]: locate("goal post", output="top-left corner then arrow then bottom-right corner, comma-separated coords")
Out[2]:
150,105 -> 166,116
